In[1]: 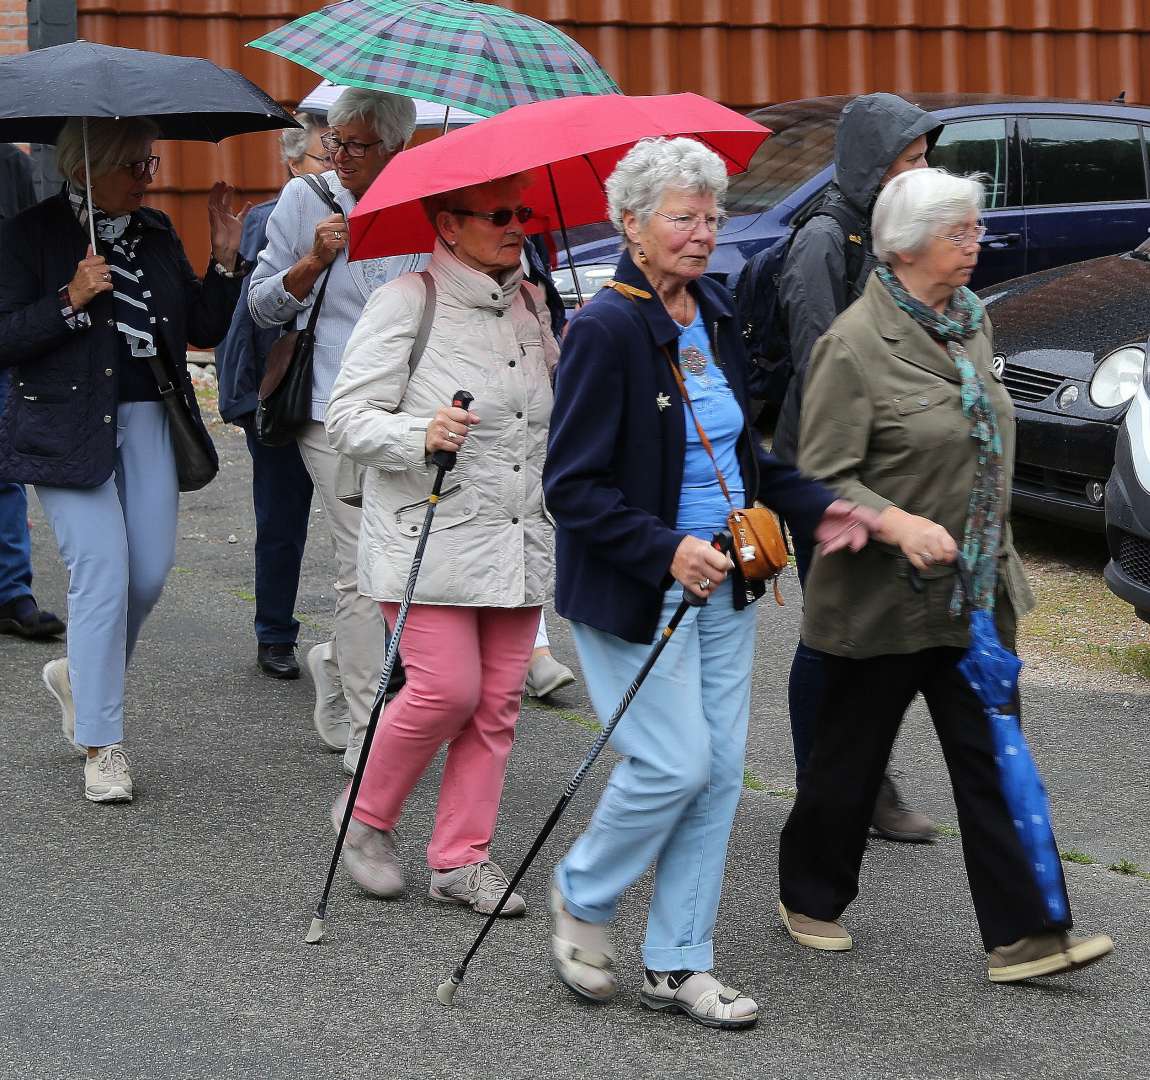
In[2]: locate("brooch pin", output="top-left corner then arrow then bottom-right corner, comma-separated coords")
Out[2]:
656,393 -> 671,411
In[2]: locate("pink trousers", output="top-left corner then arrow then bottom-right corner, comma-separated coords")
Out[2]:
353,603 -> 540,869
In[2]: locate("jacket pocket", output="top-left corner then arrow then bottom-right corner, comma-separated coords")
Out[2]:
9,382 -> 84,459
393,483 -> 478,537
892,384 -> 962,451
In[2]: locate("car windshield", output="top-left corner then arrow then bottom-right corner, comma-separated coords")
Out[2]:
726,111 -> 839,214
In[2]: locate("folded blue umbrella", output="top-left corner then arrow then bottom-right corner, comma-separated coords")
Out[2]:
957,597 -> 1068,923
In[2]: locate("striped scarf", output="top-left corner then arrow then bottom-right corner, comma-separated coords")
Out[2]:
68,187 -> 157,359
876,264 -> 1003,614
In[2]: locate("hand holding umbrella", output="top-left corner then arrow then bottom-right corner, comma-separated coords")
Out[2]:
66,246 -> 114,312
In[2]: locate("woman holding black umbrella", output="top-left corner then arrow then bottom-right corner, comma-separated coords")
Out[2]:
0,116 -> 247,803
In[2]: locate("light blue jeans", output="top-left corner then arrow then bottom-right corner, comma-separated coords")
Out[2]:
35,402 -> 178,748
555,579 -> 756,972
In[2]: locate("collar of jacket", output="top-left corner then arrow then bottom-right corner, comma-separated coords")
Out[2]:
609,248 -> 734,349
430,237 -> 526,309
869,270 -> 964,385
51,187 -> 169,238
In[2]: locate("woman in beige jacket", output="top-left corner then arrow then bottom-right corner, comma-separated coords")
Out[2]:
325,172 -> 557,916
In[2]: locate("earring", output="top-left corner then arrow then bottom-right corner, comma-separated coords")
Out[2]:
637,246 -> 648,265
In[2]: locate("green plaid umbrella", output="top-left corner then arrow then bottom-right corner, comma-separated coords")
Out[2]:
247,0 -> 619,118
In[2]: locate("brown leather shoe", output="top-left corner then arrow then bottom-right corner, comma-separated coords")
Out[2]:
778,900 -> 853,951
988,931 -> 1114,983
871,775 -> 938,843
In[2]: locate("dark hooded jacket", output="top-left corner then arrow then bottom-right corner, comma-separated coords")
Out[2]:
772,93 -> 941,466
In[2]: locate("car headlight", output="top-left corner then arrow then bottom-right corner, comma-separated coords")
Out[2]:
1090,344 -> 1145,408
552,263 -> 617,307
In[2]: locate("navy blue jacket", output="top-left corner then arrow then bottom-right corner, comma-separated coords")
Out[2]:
544,249 -> 836,644
216,199 -> 279,423
0,191 -> 240,488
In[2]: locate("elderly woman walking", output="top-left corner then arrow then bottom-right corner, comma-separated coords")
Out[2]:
249,89 -> 423,772
326,170 -> 556,914
0,117 -> 246,802
778,168 -> 1113,983
543,138 -> 873,1028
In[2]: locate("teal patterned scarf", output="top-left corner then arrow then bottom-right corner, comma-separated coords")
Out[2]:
877,264 -> 1003,613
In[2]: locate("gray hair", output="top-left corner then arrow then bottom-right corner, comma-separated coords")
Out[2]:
872,168 -> 985,261
605,137 -> 728,234
327,88 -> 416,152
56,116 -> 160,184
280,111 -> 325,165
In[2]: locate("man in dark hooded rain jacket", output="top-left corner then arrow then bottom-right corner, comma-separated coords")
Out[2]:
776,93 -> 942,843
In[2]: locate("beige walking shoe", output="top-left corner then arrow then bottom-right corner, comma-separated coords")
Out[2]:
640,969 -> 758,1029
42,658 -> 81,752
988,931 -> 1114,983
779,900 -> 853,951
84,745 -> 133,803
307,642 -> 350,751
329,792 -> 404,899
550,885 -> 618,1002
525,653 -> 576,698
429,860 -> 526,917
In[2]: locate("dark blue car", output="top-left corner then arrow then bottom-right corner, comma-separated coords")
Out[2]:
554,93 -> 1150,302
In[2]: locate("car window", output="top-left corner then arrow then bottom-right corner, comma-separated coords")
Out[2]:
930,118 -> 1011,208
725,115 -> 838,215
1025,117 -> 1147,205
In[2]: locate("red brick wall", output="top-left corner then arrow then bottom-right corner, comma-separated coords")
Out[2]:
0,0 -> 26,55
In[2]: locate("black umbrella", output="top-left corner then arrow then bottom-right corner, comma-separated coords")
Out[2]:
0,40 -> 299,245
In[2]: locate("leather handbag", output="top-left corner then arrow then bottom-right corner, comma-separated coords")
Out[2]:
143,354 -> 218,492
255,175 -> 342,447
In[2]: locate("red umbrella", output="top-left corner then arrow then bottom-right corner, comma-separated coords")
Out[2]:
348,92 -> 771,262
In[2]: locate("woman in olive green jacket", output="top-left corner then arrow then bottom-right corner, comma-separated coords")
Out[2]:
776,168 -> 1113,985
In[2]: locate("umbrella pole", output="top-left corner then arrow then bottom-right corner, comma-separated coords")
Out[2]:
545,164 -> 584,307
82,117 -> 97,251
441,106 -> 450,136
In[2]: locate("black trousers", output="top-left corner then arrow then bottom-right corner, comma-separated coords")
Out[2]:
778,647 -> 1073,951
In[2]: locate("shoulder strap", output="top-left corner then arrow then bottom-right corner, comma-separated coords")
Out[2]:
293,175 -> 341,333
813,201 -> 868,288
408,270 -> 437,376
298,173 -> 344,217
518,282 -> 538,317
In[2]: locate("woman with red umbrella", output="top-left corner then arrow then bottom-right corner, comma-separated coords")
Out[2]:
325,171 -> 558,916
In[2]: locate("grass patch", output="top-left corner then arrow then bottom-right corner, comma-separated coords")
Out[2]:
764,787 -> 797,800
1086,643 -> 1150,680
171,566 -> 193,575
742,769 -> 766,791
934,823 -> 960,839
1107,859 -> 1150,881
1061,850 -> 1095,865
232,590 -> 256,603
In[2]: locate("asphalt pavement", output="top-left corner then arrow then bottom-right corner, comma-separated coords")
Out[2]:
1,421 -> 1146,1080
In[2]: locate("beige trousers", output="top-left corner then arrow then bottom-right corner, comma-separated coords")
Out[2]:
296,421 -> 386,752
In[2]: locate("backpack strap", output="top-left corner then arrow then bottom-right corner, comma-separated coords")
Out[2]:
409,270 -> 437,376
811,201 -> 869,293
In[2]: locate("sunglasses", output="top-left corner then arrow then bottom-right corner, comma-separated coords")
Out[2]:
451,206 -> 534,227
120,156 -> 160,181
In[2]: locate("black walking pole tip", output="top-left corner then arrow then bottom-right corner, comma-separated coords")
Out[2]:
305,917 -> 326,944
436,972 -> 463,1006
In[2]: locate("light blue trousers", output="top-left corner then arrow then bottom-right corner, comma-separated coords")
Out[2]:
35,402 -> 178,748
555,579 -> 756,972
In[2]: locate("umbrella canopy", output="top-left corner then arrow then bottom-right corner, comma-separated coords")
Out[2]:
956,585 -> 1069,923
298,79 -> 481,128
247,0 -> 619,119
0,40 -> 298,144
348,93 -> 771,261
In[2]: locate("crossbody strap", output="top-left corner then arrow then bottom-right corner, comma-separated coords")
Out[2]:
298,174 -> 342,334
409,270 -> 437,375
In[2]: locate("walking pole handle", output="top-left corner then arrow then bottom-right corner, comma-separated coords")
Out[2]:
686,529 -> 734,608
431,390 -> 475,471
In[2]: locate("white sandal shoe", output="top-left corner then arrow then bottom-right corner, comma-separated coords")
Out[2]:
640,970 -> 758,1030
550,886 -> 617,1002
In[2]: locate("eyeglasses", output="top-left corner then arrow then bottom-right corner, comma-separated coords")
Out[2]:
120,156 -> 160,180
652,210 -> 728,233
936,225 -> 987,247
450,206 -> 534,227
319,133 -> 383,158
304,152 -> 332,166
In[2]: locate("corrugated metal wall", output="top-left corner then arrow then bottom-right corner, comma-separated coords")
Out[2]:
76,0 -> 1150,268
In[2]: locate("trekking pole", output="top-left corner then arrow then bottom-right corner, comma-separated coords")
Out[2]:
305,389 -> 474,945
435,530 -> 734,1005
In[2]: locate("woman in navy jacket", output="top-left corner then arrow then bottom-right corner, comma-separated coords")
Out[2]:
0,116 -> 246,804
543,138 -> 872,1030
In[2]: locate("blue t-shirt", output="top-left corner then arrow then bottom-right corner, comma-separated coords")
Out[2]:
674,309 -> 745,539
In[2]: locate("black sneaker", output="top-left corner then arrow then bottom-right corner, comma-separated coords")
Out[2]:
257,642 -> 300,680
0,597 -> 65,640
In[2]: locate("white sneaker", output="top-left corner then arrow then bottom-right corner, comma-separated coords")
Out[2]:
84,745 -> 133,803
525,653 -> 576,698
42,658 -> 81,752
306,641 -> 350,751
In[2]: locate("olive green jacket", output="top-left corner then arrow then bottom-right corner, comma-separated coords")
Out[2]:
798,274 -> 1035,658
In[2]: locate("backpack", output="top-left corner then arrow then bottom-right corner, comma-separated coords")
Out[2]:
732,200 -> 868,407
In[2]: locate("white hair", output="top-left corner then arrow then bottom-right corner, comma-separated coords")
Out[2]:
56,116 -> 160,184
327,89 -> 416,152
280,112 -> 325,165
605,137 -> 728,234
872,168 -> 985,261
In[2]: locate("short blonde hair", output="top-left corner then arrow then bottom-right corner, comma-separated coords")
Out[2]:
872,168 -> 985,261
56,116 -> 160,184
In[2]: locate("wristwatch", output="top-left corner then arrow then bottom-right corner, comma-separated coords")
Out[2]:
212,256 -> 252,279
